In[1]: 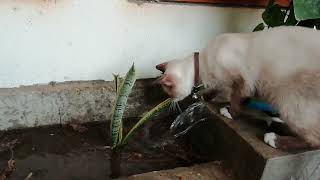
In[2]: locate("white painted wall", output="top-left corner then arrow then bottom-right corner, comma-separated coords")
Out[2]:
0,0 -> 262,88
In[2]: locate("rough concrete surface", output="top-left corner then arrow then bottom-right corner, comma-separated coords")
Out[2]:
262,149 -> 320,180
205,102 -> 320,180
0,79 -> 167,130
118,162 -> 232,180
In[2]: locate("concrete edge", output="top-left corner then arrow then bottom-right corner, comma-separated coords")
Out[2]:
0,78 -> 168,130
261,149 -> 320,180
117,162 -> 232,180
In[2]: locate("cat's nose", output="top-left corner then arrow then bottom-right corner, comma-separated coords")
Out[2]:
156,62 -> 168,73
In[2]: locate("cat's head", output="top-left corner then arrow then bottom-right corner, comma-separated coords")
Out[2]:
155,56 -> 194,101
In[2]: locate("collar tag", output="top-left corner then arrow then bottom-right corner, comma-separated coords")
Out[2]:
191,84 -> 204,99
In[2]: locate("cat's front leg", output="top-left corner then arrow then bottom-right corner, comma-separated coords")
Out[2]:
229,77 -> 247,118
201,88 -> 220,101
264,132 -> 310,150
230,89 -> 241,118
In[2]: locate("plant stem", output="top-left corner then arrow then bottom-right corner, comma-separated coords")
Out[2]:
110,148 -> 122,179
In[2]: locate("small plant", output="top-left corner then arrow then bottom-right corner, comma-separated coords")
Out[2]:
109,63 -> 172,178
110,64 -> 136,149
110,64 -> 172,149
253,0 -> 320,31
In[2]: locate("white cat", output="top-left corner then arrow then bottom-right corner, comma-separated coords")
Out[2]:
155,26 -> 320,150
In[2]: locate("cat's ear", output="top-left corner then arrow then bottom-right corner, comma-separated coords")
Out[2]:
156,62 -> 168,73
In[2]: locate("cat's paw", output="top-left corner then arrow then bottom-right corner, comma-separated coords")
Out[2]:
266,117 -> 285,126
264,132 -> 278,148
271,117 -> 285,124
220,107 -> 232,119
265,119 -> 273,127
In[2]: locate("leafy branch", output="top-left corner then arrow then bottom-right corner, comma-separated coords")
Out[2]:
253,0 -> 320,31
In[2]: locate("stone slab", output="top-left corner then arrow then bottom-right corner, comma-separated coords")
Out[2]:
118,162 -> 232,180
205,102 -> 320,180
0,79 -> 167,130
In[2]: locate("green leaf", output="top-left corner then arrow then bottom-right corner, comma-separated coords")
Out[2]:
262,3 -> 286,27
285,5 -> 298,26
113,74 -> 123,95
253,23 -> 265,32
110,64 -> 136,149
120,98 -> 172,146
293,0 -> 320,21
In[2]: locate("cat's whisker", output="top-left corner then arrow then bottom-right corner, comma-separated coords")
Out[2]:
172,101 -> 177,112
168,101 -> 176,113
169,101 -> 175,112
176,102 -> 182,113
168,101 -> 183,114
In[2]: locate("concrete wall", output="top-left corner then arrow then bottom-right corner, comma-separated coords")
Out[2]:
0,0 -> 262,88
0,79 -> 168,130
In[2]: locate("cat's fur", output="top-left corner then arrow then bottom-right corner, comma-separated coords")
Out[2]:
156,26 -> 320,148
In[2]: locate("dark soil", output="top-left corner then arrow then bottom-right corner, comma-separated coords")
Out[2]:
0,116 -> 190,180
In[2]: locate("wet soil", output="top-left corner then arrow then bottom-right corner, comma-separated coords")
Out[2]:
0,116 -> 190,180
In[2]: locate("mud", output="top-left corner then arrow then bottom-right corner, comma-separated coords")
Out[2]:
0,117 -> 189,180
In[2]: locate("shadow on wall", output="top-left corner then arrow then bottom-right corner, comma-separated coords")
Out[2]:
127,0 -> 263,33
219,7 -> 263,33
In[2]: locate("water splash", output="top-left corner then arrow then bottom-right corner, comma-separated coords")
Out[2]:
170,102 -> 211,137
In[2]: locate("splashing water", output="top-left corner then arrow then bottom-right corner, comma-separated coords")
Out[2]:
170,102 -> 211,137
149,102 -> 217,162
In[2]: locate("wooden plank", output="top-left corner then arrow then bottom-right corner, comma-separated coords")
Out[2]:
162,0 -> 291,7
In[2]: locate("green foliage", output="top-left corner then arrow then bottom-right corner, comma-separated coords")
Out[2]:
113,74 -> 123,94
253,23 -> 265,31
285,5 -> 298,25
294,0 -> 320,21
121,98 -> 172,146
110,65 -> 172,150
110,64 -> 136,148
262,0 -> 286,27
253,0 -> 320,31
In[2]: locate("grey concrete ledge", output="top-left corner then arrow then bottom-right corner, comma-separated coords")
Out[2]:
118,162 -> 232,180
205,102 -> 320,180
0,79 -> 167,130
